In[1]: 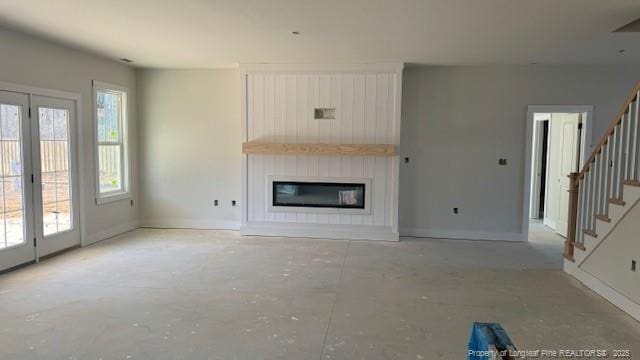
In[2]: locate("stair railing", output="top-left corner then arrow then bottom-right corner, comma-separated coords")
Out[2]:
565,82 -> 640,261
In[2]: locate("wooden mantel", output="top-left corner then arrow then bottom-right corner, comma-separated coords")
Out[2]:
242,142 -> 397,156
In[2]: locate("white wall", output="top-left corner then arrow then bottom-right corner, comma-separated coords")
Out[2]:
400,65 -> 640,240
241,69 -> 401,241
0,28 -> 138,244
581,199 -> 640,305
136,64 -> 640,241
136,69 -> 241,229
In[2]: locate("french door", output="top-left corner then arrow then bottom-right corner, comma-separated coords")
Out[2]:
0,90 -> 79,272
0,91 -> 35,270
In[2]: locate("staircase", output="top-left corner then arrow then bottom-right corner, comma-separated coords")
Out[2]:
564,81 -> 640,265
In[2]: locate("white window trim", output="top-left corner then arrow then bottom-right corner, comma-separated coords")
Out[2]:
93,80 -> 131,205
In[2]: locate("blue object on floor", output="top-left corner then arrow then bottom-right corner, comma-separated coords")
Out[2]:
467,322 -> 516,359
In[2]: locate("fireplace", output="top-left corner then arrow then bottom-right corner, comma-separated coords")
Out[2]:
273,181 -> 365,209
267,176 -> 371,214
240,64 -> 402,241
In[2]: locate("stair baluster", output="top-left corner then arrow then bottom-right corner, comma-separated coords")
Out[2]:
576,173 -> 585,245
618,114 -> 628,198
603,138 -> 611,216
595,153 -> 603,216
624,105 -> 633,181
586,169 -> 596,230
600,146 -> 608,215
612,134 -> 617,193
582,171 -> 589,242
631,93 -> 639,180
581,171 -> 589,238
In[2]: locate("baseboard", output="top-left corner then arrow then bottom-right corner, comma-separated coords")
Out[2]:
83,220 -> 139,247
400,227 -> 525,242
543,218 -> 557,230
140,218 -> 241,231
241,222 -> 399,241
564,259 -> 640,322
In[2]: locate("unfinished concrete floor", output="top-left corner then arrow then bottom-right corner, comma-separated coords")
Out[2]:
1,228 -> 639,359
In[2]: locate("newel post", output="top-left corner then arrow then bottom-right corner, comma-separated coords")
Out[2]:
564,172 -> 580,260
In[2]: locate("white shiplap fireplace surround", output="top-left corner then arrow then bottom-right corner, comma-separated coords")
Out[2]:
240,64 -> 403,241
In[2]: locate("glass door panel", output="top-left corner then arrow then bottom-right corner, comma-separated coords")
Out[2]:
1,104 -> 26,248
38,107 -> 72,236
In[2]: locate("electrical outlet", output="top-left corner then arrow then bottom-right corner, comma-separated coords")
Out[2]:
213,200 -> 219,206
404,157 -> 410,164
231,200 -> 237,207
453,207 -> 459,214
498,158 -> 508,166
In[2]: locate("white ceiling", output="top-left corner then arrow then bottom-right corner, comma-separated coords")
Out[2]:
0,0 -> 639,68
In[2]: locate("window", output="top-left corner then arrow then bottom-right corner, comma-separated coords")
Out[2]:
93,81 -> 129,204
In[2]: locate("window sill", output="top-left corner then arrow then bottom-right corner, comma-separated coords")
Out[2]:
96,192 -> 131,205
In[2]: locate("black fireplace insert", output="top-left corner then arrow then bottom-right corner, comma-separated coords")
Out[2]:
272,181 -> 365,209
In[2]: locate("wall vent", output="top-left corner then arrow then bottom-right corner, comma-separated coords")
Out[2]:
314,108 -> 336,119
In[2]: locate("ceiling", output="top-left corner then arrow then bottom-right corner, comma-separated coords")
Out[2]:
0,0 -> 639,68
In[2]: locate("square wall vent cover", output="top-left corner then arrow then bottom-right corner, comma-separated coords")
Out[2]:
314,108 -> 336,119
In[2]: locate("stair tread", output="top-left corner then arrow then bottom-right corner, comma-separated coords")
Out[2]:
572,241 -> 586,251
583,229 -> 598,238
609,198 -> 626,206
595,214 -> 611,222
624,180 -> 640,187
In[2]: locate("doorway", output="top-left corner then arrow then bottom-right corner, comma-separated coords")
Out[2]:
0,88 -> 80,272
523,105 -> 593,240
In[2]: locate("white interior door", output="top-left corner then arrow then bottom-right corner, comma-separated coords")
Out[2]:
556,114 -> 580,237
0,90 -> 36,271
31,95 -> 80,256
544,117 -> 561,230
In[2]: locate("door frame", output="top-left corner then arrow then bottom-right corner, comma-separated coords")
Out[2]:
523,105 -> 594,241
0,81 -> 85,254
